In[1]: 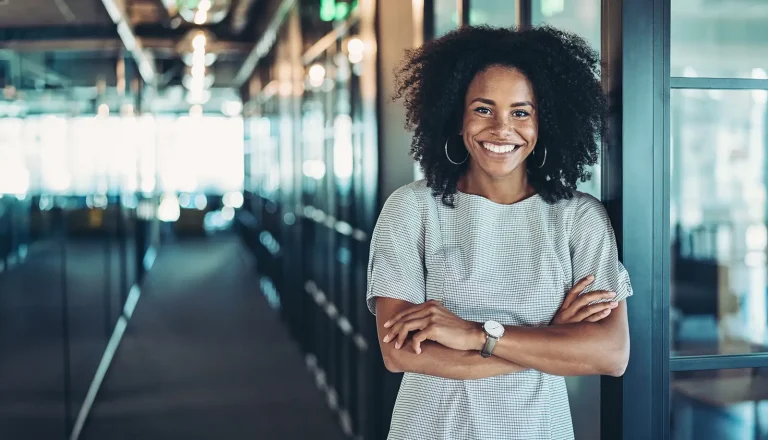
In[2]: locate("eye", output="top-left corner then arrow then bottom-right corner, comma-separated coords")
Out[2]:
474,106 -> 492,115
512,110 -> 530,118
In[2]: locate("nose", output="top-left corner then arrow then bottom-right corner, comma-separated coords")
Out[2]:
490,114 -> 515,137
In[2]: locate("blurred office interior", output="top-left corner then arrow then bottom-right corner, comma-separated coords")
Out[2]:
1,0 -> 768,439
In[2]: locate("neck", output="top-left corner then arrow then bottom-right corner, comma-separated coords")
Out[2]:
458,165 -> 534,205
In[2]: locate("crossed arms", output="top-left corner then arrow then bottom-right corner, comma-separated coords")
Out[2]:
374,277 -> 629,380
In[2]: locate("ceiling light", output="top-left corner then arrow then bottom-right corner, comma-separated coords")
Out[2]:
178,0 -> 231,25
308,64 -> 326,88
189,104 -> 203,117
221,101 -> 243,117
178,29 -> 216,61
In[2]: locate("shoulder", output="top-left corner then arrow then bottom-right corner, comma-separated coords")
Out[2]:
546,191 -> 612,238
383,180 -> 431,209
402,179 -> 432,198
560,191 -> 615,241
550,190 -> 606,218
379,180 -> 431,221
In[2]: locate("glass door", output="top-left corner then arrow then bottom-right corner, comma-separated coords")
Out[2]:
668,1 -> 768,439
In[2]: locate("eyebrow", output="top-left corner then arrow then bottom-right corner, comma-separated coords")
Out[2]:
470,98 -> 535,108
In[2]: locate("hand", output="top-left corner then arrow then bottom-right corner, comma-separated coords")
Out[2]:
382,300 -> 482,354
552,275 -> 619,325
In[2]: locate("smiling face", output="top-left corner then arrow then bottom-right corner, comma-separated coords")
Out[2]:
460,65 -> 539,185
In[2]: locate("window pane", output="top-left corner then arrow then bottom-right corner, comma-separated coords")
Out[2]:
671,1 -> 768,78
671,88 -> 768,356
532,0 -> 601,200
531,0 -> 600,50
672,368 -> 768,439
434,0 -> 459,37
469,0 -> 516,28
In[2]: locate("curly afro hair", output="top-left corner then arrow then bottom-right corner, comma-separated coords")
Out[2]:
393,25 -> 607,206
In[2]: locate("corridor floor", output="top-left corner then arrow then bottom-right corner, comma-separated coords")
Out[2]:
80,234 -> 345,440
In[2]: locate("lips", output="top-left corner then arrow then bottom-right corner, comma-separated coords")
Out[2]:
480,142 -> 522,154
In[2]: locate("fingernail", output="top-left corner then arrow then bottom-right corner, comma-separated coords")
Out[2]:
588,275 -> 595,281
384,321 -> 391,328
383,335 -> 390,343
610,301 -> 619,307
611,292 -> 617,297
395,342 -> 401,349
416,347 -> 421,354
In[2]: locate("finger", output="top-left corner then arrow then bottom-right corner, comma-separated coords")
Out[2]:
383,318 -> 411,343
584,308 -> 613,322
572,290 -> 617,310
571,301 -> 619,322
384,300 -> 441,328
386,307 -> 437,331
562,275 -> 594,309
392,318 -> 430,349
383,303 -> 425,328
387,301 -> 445,331
412,327 -> 437,354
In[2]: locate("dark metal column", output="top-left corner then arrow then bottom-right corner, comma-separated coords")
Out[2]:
600,0 -> 624,437
620,0 -> 671,438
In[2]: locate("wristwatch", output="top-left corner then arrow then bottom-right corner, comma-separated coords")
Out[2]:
481,320 -> 505,358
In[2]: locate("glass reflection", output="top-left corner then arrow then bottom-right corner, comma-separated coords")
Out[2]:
532,0 -> 600,49
469,0 -> 516,28
434,0 -> 459,37
671,89 -> 768,356
671,0 -> 768,78
0,119 -> 29,196
672,368 -> 768,439
155,115 -> 244,195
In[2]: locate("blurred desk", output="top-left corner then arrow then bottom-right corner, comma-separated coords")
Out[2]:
672,371 -> 768,440
675,375 -> 768,407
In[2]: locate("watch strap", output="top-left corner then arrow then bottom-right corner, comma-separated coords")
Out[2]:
481,334 -> 498,358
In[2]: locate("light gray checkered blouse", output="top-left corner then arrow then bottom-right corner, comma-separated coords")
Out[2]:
366,180 -> 633,440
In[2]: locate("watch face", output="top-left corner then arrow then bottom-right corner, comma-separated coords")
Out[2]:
484,320 -> 504,338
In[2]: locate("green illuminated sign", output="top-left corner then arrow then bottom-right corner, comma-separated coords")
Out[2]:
320,0 -> 336,21
320,0 -> 357,22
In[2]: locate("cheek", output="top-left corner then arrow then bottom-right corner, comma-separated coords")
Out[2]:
463,118 -> 490,137
521,122 -> 538,142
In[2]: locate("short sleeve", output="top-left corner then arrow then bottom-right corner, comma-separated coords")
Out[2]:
570,193 -> 633,302
366,185 -> 427,315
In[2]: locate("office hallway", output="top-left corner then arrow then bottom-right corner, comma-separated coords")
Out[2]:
80,234 -> 345,440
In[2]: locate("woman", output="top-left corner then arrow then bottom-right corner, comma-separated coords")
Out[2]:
366,25 -> 633,440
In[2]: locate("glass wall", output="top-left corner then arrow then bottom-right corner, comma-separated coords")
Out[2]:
240,3 -> 381,438
670,0 -> 768,79
672,368 -> 768,439
0,50 -> 159,438
434,0 -> 460,37
669,1 -> 768,439
469,0 -> 516,27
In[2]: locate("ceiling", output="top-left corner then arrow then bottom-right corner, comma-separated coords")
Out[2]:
0,0 -> 113,27
0,0 -> 260,34
0,0 -> 271,109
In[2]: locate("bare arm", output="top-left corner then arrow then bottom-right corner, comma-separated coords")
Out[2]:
378,277 -> 629,376
470,301 -> 630,377
376,298 -> 526,379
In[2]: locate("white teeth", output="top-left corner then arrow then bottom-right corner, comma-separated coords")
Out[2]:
482,142 -> 520,154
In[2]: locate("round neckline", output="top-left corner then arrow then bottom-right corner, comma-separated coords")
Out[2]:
455,189 -> 541,207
